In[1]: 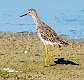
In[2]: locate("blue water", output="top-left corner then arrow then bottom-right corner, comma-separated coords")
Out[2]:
0,9 -> 84,39
0,0 -> 84,39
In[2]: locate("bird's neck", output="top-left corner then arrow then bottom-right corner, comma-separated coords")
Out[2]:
31,15 -> 41,25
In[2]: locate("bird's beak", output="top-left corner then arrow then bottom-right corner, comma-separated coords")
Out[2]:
20,13 -> 27,17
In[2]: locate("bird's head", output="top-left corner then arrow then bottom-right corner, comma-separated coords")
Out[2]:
20,8 -> 38,17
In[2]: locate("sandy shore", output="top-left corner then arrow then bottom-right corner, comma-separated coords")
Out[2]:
0,32 -> 83,80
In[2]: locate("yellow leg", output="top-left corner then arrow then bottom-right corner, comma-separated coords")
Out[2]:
47,46 -> 62,66
52,46 -> 63,64
44,45 -> 62,67
44,45 -> 48,66
44,45 -> 51,66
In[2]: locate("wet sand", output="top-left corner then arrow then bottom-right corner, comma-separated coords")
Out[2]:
0,32 -> 83,80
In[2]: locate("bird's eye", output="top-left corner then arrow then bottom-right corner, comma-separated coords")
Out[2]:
28,11 -> 31,13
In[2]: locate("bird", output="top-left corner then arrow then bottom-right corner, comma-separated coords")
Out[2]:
20,8 -> 69,66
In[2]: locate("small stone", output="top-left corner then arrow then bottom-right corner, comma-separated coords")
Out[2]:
24,50 -> 27,54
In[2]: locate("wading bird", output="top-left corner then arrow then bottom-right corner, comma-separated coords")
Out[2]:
20,8 -> 69,66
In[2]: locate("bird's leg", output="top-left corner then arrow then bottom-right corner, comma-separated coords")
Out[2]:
48,45 -> 62,65
43,45 -> 63,66
44,45 -> 50,67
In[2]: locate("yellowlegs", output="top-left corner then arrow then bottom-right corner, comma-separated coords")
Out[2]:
20,8 -> 69,66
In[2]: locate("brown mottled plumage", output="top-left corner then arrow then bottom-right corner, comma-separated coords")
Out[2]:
20,8 -> 69,66
36,21 -> 69,47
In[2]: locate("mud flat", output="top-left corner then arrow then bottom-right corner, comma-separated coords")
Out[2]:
0,32 -> 83,80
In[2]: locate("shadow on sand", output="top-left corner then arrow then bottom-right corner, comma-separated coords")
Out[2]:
53,58 -> 79,66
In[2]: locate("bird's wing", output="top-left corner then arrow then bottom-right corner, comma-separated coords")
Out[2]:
39,22 -> 69,46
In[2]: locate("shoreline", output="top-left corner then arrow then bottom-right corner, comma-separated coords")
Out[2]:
0,32 -> 83,42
